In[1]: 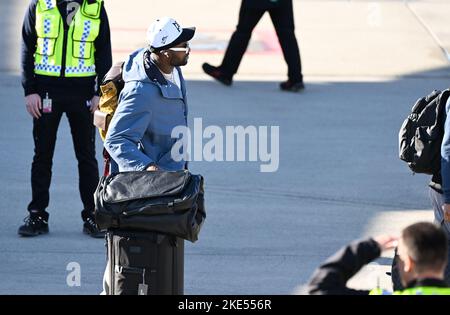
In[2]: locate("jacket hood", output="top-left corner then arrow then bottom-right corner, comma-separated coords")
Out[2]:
122,48 -> 179,88
121,48 -> 186,100
122,48 -> 151,84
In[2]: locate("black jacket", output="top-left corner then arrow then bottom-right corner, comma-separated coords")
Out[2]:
21,0 -> 112,101
307,238 -> 381,295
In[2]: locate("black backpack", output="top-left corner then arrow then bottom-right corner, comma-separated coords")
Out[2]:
399,89 -> 449,174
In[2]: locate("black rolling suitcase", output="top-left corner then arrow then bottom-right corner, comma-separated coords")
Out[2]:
107,230 -> 184,295
96,170 -> 206,295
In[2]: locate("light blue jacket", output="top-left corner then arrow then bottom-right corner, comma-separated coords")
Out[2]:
104,48 -> 188,172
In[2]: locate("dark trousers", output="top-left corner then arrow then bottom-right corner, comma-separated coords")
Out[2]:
28,94 -> 99,218
221,0 -> 303,82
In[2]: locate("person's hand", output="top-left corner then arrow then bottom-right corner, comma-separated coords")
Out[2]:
89,95 -> 100,113
25,94 -> 42,119
443,203 -> 450,222
374,235 -> 398,251
147,165 -> 159,171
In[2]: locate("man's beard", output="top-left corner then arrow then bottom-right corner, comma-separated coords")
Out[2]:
172,56 -> 189,67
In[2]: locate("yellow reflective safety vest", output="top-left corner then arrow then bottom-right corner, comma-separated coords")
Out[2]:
370,287 -> 450,295
34,0 -> 102,77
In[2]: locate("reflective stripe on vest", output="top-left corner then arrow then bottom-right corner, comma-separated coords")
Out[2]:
34,0 -> 101,77
41,0 -> 55,10
370,287 -> 450,295
394,287 -> 450,295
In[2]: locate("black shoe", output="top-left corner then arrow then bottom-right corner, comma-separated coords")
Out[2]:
280,80 -> 305,92
202,63 -> 232,86
18,212 -> 49,237
83,216 -> 105,238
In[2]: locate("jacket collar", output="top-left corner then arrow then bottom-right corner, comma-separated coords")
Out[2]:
405,278 -> 448,289
143,49 -> 167,86
143,49 -> 186,100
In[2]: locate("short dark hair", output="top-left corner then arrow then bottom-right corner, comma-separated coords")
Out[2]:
402,222 -> 448,273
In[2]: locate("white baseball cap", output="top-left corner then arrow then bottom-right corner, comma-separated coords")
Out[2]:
146,17 -> 195,51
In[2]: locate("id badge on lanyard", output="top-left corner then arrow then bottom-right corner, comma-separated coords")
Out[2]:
43,93 -> 52,113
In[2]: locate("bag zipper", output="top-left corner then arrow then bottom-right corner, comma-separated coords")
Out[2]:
122,199 -> 185,216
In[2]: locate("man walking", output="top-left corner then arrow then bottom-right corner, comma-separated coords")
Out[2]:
202,0 -> 304,92
101,17 -> 195,293
104,17 -> 194,173
19,0 -> 112,237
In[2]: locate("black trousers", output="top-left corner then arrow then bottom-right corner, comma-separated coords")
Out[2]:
28,94 -> 99,217
220,0 -> 303,82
